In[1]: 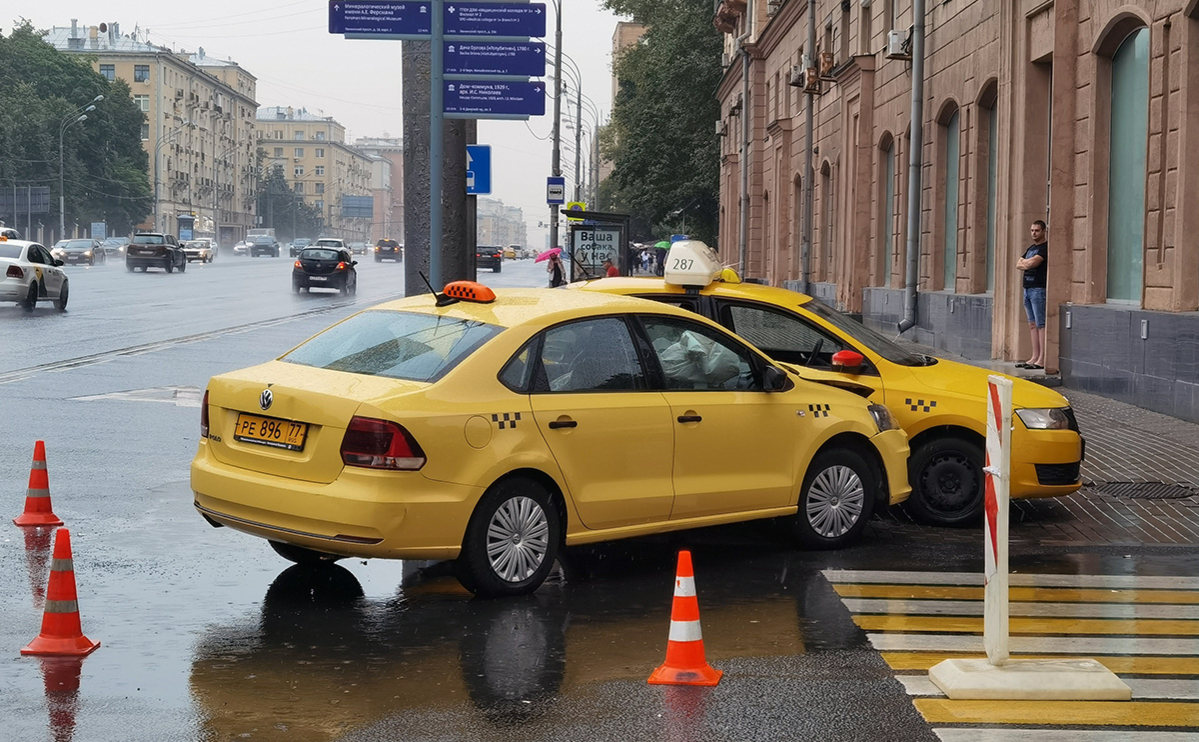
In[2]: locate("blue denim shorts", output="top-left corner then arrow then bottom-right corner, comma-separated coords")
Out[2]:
1023,287 -> 1046,328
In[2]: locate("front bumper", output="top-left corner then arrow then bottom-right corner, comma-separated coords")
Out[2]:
190,442 -> 481,560
1011,427 -> 1083,498
872,428 -> 912,505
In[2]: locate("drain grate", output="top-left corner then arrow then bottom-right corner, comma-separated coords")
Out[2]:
1095,482 -> 1199,500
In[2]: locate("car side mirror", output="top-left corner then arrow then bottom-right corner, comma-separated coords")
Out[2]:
762,365 -> 790,392
54,259 -> 64,267
831,350 -> 865,373
351,260 -> 358,266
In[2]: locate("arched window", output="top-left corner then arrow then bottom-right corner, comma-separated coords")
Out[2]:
941,107 -> 961,291
1106,28 -> 1149,303
821,162 -> 833,281
977,81 -> 999,293
878,134 -> 896,287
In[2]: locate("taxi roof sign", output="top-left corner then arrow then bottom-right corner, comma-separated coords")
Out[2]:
663,240 -> 723,288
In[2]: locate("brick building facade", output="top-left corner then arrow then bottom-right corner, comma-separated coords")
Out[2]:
715,0 -> 1199,420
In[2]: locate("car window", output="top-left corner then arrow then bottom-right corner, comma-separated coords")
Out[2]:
721,302 -> 850,369
282,310 -> 503,383
133,235 -> 165,244
639,315 -> 759,391
636,294 -> 702,315
800,298 -> 933,366
535,317 -> 646,393
27,246 -> 45,264
0,245 -> 22,259
301,249 -> 340,261
499,341 -> 539,392
316,239 -> 341,247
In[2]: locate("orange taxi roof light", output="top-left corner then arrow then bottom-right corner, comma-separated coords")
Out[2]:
442,281 -> 496,303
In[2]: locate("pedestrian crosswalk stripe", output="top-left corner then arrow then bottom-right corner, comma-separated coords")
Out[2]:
933,731 -> 1199,741
914,699 -> 1199,727
844,598 -> 1199,619
868,633 -> 1199,655
834,583 -> 1199,604
881,652 -> 1199,675
854,615 -> 1199,636
823,569 -> 1199,590
898,675 -> 1199,701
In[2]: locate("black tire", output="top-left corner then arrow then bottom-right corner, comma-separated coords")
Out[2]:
89,256 -> 95,266
339,278 -> 350,295
54,280 -> 68,311
494,265 -> 502,273
293,283 -> 302,293
349,277 -> 357,295
164,258 -> 173,273
22,281 -> 37,311
907,438 -> 985,526
269,540 -> 345,564
455,477 -> 560,597
177,255 -> 186,273
789,447 -> 876,549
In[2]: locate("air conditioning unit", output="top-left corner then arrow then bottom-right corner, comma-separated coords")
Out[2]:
886,29 -> 911,60
802,68 -> 821,95
721,52 -> 731,69
715,120 -> 727,137
788,64 -> 805,87
766,0 -> 781,14
819,51 -> 836,79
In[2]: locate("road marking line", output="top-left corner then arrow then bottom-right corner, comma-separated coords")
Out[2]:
868,633 -> 1199,655
881,652 -> 1199,675
855,615 -> 1199,636
843,598 -> 1199,619
823,570 -> 1199,590
899,675 -> 1199,701
933,729 -> 1199,741
914,699 -> 1199,727
833,584 -> 1199,604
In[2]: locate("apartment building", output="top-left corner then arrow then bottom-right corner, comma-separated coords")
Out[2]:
352,137 -> 405,244
477,198 -> 527,248
256,107 -> 373,242
714,0 -> 1199,421
47,22 -> 259,244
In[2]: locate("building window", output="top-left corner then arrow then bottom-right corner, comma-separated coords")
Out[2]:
274,147 -> 283,158
294,182 -> 304,194
315,200 -> 324,210
879,137 -> 895,287
316,131 -> 326,140
985,101 -> 998,292
295,148 -> 304,158
100,64 -> 115,81
275,131 -> 283,139
141,123 -> 150,141
1106,27 -> 1149,304
134,64 -> 150,82
134,95 -> 150,112
295,131 -> 305,140
316,183 -> 325,194
942,108 -> 961,291
315,165 -> 325,176
294,167 -> 304,177
315,148 -> 325,158
821,163 -> 833,281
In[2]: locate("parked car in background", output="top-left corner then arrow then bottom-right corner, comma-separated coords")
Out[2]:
182,240 -> 216,263
374,238 -> 402,262
289,238 -> 313,257
51,239 -> 106,266
249,235 -> 281,258
349,241 -> 368,255
476,245 -> 502,273
292,246 -> 357,295
126,233 -> 186,273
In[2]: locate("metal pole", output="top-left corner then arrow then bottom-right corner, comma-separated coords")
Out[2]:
802,0 -> 815,293
738,40 -> 750,276
899,0 -> 926,334
429,0 -> 445,288
549,0 -> 563,251
59,127 -> 65,240
573,85 -> 583,201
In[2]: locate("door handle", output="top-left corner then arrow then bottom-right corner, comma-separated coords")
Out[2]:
548,419 -> 577,429
677,415 -> 703,423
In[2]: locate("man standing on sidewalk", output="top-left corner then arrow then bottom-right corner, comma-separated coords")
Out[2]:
1017,220 -> 1049,370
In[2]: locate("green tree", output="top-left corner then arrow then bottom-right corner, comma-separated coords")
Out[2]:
255,154 -> 324,243
600,0 -> 723,244
0,21 -> 151,237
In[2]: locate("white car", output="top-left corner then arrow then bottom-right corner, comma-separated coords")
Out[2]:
232,241 -> 250,257
0,238 -> 68,311
182,240 -> 216,263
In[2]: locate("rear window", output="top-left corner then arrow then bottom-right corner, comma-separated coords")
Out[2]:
315,239 -> 342,247
300,248 -> 340,260
133,235 -> 165,245
0,245 -> 23,259
377,240 -> 398,247
281,310 -> 504,382
477,246 -> 500,254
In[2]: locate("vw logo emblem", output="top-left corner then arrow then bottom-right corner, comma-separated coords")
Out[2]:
259,389 -> 273,411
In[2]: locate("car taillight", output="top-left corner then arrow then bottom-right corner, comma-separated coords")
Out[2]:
200,390 -> 209,438
6,265 -> 23,278
294,260 -> 302,269
340,416 -> 425,470
336,261 -> 347,270
493,252 -> 501,258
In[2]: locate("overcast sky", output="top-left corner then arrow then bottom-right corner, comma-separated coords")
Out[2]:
14,1 -> 628,247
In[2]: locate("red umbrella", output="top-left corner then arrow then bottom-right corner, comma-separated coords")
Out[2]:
535,247 -> 562,263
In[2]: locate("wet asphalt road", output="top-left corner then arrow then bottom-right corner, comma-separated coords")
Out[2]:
1,253 -> 1195,741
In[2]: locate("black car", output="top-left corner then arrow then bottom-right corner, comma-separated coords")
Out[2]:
250,235 -> 280,258
126,233 -> 186,273
293,247 -> 357,294
52,239 -> 106,266
289,238 -> 312,257
476,245 -> 502,273
374,238 -> 402,262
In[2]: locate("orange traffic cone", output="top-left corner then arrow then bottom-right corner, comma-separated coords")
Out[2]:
648,550 -> 722,686
14,440 -> 64,527
21,529 -> 100,656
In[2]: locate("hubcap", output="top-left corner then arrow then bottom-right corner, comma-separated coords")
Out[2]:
806,465 -> 865,538
486,496 -> 549,583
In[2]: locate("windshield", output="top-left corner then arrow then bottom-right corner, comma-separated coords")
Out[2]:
0,245 -> 23,259
800,298 -> 935,367
282,311 -> 502,382
132,235 -> 165,245
300,249 -> 340,261
64,240 -> 93,249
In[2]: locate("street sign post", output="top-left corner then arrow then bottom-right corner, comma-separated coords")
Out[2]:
329,1 -> 433,40
546,177 -> 565,205
444,41 -> 546,78
445,80 -> 545,119
466,144 -> 491,195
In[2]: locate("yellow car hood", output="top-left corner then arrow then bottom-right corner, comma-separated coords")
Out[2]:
912,358 -> 1070,410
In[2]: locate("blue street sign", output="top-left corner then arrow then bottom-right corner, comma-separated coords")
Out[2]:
547,176 -> 565,205
444,41 -> 546,78
466,144 -> 491,195
444,80 -> 545,119
446,3 -> 546,39
329,1 -> 432,39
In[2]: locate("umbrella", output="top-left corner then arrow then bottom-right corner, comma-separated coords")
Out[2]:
535,247 -> 562,263
654,241 -> 670,251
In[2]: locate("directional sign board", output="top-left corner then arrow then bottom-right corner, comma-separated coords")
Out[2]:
444,41 -> 546,78
329,1 -> 432,39
446,3 -> 546,39
445,80 -> 545,119
466,144 -> 491,195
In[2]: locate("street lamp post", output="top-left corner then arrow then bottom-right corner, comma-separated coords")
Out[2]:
58,94 -> 102,240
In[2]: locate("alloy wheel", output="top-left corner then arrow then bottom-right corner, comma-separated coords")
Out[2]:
486,496 -> 550,583
805,464 -> 866,538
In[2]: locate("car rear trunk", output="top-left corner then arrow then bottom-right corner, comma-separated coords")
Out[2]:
205,361 -> 427,484
300,256 -> 341,275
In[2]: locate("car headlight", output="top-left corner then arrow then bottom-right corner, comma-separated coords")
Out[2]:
84,250 -> 92,256
868,404 -> 897,432
1015,408 -> 1072,430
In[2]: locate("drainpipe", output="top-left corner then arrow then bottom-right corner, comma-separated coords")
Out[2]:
737,25 -> 752,277
898,0 -> 926,334
801,0 -> 816,293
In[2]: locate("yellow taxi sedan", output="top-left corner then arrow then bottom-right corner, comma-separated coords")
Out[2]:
191,282 -> 910,597
574,241 -> 1084,527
